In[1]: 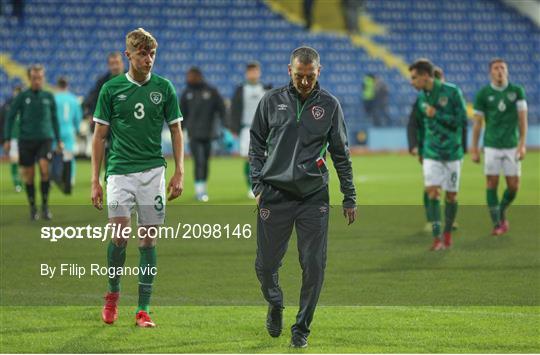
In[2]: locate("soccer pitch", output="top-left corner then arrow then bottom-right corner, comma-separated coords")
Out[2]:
1,153 -> 539,353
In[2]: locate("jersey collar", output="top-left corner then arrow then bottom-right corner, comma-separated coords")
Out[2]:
126,72 -> 151,87
490,82 -> 508,91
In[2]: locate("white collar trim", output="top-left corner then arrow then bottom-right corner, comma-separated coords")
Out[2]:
490,82 -> 508,91
126,72 -> 151,87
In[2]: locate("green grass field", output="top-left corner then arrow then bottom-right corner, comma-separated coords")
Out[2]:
1,153 -> 539,353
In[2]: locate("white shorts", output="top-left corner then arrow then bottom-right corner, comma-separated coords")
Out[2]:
106,166 -> 166,225
423,159 -> 462,192
484,147 -> 521,177
239,127 -> 250,157
9,139 -> 18,161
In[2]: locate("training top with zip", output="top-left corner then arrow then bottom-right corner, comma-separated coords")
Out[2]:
249,81 -> 356,208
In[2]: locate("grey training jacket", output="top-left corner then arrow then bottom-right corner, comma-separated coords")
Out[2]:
249,82 -> 356,208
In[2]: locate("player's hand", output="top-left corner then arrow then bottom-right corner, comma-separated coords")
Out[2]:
91,181 -> 104,210
167,172 -> 184,201
410,147 -> 418,156
426,105 -> 436,118
517,144 -> 526,160
3,141 -> 10,155
56,140 -> 64,153
343,206 -> 357,225
471,147 -> 481,164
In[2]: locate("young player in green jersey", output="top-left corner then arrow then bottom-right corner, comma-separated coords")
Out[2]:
409,59 -> 467,251
471,58 -> 527,236
91,28 -> 184,327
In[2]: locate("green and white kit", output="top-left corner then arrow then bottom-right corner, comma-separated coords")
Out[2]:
93,73 -> 182,224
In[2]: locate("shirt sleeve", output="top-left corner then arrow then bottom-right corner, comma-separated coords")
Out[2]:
73,96 -> 83,133
473,89 -> 485,117
249,94 -> 269,196
327,101 -> 356,208
50,93 -> 60,141
4,94 -> 22,140
165,80 -> 183,125
516,85 -> 527,111
93,85 -> 112,125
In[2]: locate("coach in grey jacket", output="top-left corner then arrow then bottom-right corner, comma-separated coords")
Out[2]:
249,47 -> 357,348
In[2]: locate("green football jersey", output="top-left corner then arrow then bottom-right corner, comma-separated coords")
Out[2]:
93,73 -> 182,176
4,89 -> 59,141
473,83 -> 526,149
416,79 -> 467,161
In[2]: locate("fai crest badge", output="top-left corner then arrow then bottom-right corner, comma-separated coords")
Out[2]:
507,92 -> 517,102
109,200 -> 119,210
311,106 -> 325,120
150,92 -> 162,104
260,208 -> 270,220
438,96 -> 448,107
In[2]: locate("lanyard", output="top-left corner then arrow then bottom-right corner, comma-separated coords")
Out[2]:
296,98 -> 308,123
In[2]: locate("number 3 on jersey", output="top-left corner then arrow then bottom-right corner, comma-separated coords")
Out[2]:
134,102 -> 145,119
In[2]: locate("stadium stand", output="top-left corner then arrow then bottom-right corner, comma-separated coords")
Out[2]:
0,0 -> 538,146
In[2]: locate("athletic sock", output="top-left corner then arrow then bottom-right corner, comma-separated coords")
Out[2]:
195,180 -> 204,195
486,188 -> 500,227
107,241 -> 126,293
244,160 -> 251,187
10,163 -> 21,186
423,191 -> 431,222
25,183 -> 36,207
137,246 -> 157,313
444,201 -> 458,233
40,180 -> 50,207
500,188 -> 517,221
428,198 -> 441,238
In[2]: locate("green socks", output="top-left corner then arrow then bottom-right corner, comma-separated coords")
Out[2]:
500,188 -> 517,221
106,242 -> 157,313
137,246 -> 157,313
244,160 -> 251,188
487,188 -> 517,225
428,198 -> 441,238
486,188 -> 500,226
444,201 -> 458,233
107,241 -> 126,292
423,191 -> 431,222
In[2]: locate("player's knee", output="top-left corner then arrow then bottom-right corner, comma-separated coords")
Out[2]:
111,237 -> 128,247
507,179 -> 520,192
426,187 -> 439,199
486,176 -> 499,189
445,192 -> 457,203
138,236 -> 156,248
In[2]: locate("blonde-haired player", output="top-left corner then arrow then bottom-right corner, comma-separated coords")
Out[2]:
91,28 -> 184,327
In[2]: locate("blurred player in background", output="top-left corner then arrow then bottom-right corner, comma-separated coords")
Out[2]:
180,66 -> 226,202
471,58 -> 527,236
407,66 -> 465,232
4,65 -> 62,220
229,61 -> 271,198
83,51 -> 125,119
91,28 -> 184,328
1,85 -> 23,192
409,59 -> 467,251
55,76 -> 82,186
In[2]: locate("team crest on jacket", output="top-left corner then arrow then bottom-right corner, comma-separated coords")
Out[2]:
507,92 -> 517,102
312,106 -> 325,120
150,92 -> 162,104
260,208 -> 270,220
438,96 -> 448,107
